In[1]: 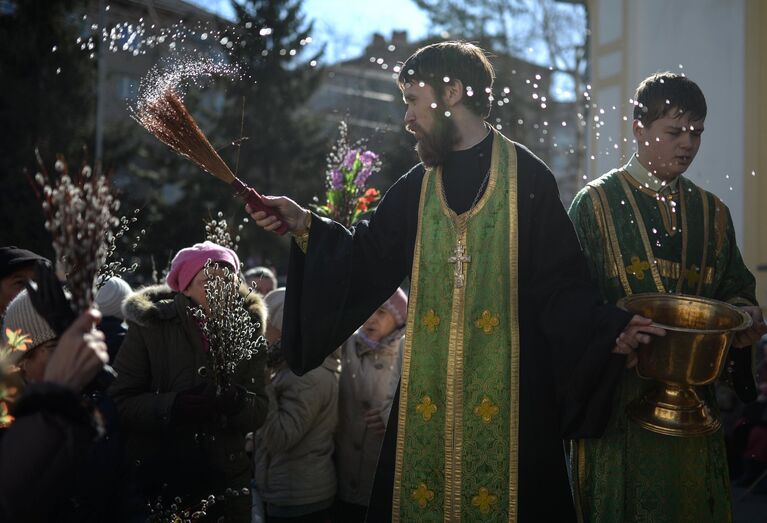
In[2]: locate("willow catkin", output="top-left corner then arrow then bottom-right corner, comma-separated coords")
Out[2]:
35,155 -> 119,313
189,261 -> 264,393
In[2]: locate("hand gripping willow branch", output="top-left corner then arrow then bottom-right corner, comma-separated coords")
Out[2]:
132,88 -> 288,234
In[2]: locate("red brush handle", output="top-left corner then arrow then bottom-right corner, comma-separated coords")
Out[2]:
230,177 -> 289,236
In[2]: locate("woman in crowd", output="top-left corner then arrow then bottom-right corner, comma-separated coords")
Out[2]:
110,241 -> 268,522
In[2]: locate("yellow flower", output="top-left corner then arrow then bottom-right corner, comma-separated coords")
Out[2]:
473,397 -> 500,424
471,487 -> 498,514
415,395 -> 438,422
412,482 -> 435,509
422,309 -> 440,333
474,310 -> 500,334
0,401 -> 14,428
4,328 -> 32,354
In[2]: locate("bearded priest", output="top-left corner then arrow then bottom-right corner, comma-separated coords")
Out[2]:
247,42 -> 663,522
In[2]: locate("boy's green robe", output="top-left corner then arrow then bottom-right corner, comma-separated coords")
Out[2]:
568,154 -> 758,523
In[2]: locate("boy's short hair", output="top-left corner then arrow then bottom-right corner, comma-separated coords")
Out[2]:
397,41 -> 495,118
633,72 -> 707,127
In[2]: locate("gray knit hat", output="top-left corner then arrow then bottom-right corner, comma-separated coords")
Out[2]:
264,288 -> 286,331
2,289 -> 58,362
381,288 -> 408,328
95,276 -> 132,320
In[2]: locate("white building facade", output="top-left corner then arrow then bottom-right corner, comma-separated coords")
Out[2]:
585,0 -> 767,303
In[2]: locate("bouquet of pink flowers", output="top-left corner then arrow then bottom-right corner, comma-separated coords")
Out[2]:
313,122 -> 382,227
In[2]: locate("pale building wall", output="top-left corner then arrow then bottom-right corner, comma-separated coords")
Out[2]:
587,0 -> 767,303
743,0 -> 767,305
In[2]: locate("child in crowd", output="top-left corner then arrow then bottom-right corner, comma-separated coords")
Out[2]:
253,288 -> 339,523
94,276 -> 132,360
335,288 -> 407,522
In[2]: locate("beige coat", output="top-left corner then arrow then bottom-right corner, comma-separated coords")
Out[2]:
335,329 -> 404,506
253,355 -> 339,509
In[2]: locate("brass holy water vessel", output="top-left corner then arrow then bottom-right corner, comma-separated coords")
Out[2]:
618,293 -> 752,437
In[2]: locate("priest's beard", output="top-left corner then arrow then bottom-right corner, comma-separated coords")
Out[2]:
409,108 -> 459,168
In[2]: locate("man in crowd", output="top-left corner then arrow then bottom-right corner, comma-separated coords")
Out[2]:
0,246 -> 46,320
245,266 -> 278,296
1,293 -> 115,521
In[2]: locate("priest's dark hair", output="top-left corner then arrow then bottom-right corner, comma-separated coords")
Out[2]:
397,41 -> 495,118
633,72 -> 707,127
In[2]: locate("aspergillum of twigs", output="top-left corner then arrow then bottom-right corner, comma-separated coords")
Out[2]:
33,151 -> 119,313
189,260 -> 264,394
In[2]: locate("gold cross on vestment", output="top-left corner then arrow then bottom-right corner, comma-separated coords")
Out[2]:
626,256 -> 650,281
685,264 -> 700,288
448,240 -> 471,288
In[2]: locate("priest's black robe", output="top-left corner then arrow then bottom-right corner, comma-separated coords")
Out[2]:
281,134 -> 633,522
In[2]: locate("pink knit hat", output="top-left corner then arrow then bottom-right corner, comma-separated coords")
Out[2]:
166,241 -> 240,292
381,288 -> 408,328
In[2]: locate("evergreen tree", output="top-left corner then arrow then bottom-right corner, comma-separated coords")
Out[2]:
222,0 -> 326,198
0,0 -> 95,255
215,0 -> 329,267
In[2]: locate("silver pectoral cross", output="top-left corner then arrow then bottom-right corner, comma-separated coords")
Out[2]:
448,240 -> 471,288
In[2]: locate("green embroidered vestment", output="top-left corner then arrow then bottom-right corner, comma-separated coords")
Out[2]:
568,163 -> 757,523
393,132 -> 521,522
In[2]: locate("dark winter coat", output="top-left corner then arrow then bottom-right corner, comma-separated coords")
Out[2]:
109,284 -> 268,518
99,315 -> 127,362
0,383 -> 126,522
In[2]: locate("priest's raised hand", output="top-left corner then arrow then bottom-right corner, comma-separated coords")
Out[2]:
246,195 -> 310,235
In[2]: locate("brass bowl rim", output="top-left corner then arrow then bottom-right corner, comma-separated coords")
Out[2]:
617,292 -> 753,334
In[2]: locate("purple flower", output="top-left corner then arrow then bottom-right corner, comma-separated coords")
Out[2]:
342,149 -> 358,170
354,166 -> 372,188
359,150 -> 378,166
330,168 -> 343,190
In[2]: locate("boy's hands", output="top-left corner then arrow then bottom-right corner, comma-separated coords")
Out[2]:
613,315 -> 666,368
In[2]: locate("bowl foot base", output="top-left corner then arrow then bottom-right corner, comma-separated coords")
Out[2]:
627,385 -> 720,437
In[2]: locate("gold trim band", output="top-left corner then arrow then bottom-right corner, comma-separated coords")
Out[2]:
392,169 -> 432,520
618,172 -> 665,292
506,140 -> 521,521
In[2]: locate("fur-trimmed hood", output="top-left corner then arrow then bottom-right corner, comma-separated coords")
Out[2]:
121,284 -> 176,326
122,283 -> 267,335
